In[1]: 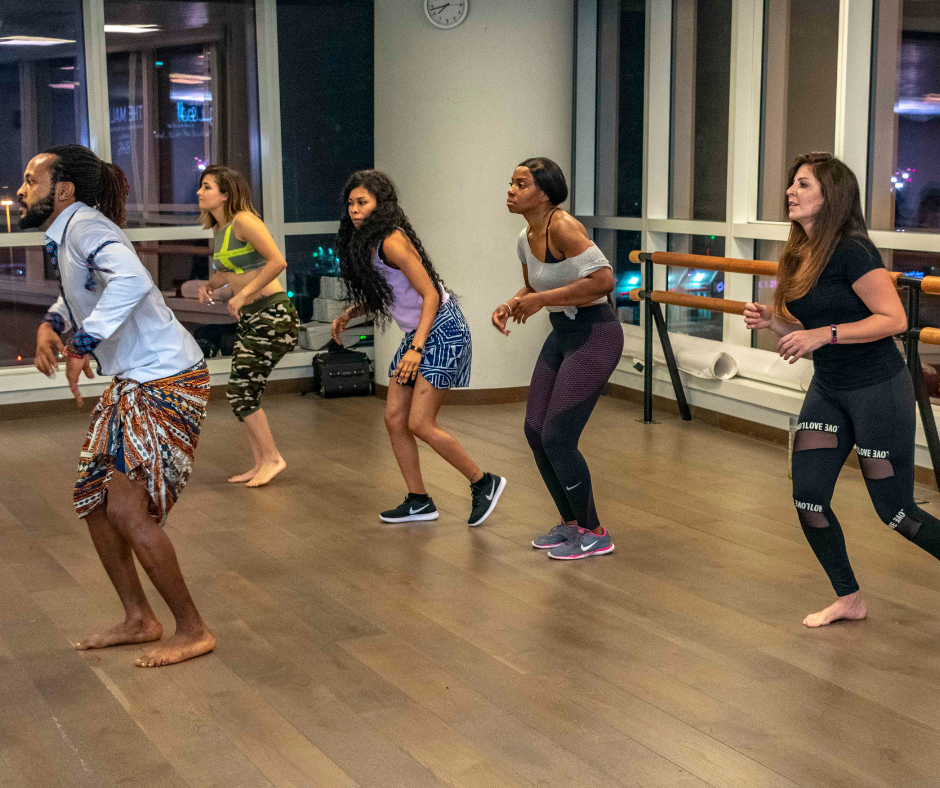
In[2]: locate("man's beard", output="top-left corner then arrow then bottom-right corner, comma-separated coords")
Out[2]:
18,190 -> 55,229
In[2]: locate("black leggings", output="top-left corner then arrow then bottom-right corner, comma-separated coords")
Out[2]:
525,304 -> 624,531
793,368 -> 940,596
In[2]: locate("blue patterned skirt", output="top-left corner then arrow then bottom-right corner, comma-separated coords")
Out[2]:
390,297 -> 471,389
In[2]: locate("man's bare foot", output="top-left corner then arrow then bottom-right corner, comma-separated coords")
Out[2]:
803,591 -> 867,628
76,617 -> 163,650
135,629 -> 216,668
228,467 -> 260,483
245,457 -> 286,488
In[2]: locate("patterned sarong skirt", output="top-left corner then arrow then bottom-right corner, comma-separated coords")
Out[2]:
73,361 -> 210,524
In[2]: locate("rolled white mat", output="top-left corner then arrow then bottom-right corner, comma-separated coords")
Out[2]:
622,332 -> 738,380
721,344 -> 813,391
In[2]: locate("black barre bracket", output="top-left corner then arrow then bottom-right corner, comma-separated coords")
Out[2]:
903,286 -> 940,491
637,254 -> 691,424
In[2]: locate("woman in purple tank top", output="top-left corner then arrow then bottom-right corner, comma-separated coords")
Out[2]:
332,170 -> 506,526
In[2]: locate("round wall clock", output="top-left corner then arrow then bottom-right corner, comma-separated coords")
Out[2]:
425,0 -> 469,30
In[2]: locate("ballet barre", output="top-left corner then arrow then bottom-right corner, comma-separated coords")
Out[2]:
628,250 -> 940,490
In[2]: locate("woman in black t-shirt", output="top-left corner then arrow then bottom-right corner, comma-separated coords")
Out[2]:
745,152 -> 940,627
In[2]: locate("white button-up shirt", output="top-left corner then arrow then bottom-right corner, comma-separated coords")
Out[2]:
44,202 -> 203,382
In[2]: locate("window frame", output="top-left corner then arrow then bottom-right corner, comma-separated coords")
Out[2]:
572,0 -> 939,353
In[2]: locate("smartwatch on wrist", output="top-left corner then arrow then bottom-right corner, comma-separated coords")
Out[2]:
409,344 -> 424,355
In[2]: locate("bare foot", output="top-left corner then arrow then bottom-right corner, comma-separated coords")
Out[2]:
228,467 -> 260,483
803,591 -> 867,628
76,617 -> 163,650
135,629 -> 216,668
245,457 -> 287,488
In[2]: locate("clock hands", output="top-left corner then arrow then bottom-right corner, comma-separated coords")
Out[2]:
428,2 -> 452,14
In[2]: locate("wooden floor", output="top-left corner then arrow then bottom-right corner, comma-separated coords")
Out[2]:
2,391 -> 940,788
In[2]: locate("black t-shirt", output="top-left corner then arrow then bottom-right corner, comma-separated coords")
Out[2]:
786,236 -> 905,390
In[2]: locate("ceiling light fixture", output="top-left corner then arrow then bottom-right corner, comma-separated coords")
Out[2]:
103,24 -> 161,34
0,36 -> 74,46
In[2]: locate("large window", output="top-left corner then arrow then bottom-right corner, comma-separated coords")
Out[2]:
278,0 -> 374,223
104,0 -> 262,228
284,233 -> 340,323
757,0 -> 840,221
665,234 -> 725,341
595,0 -> 645,217
0,1 -> 88,368
669,0 -> 732,221
752,239 -> 784,352
868,0 -> 940,234
0,0 -> 89,221
595,229 -> 641,326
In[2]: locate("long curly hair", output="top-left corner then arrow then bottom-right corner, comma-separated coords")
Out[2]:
336,170 -> 445,325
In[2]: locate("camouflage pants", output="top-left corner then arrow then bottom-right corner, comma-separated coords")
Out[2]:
227,295 -> 299,420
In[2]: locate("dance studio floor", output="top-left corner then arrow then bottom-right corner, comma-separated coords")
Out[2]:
2,390 -> 940,788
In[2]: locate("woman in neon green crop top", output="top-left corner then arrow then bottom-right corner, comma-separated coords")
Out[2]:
196,165 -> 299,487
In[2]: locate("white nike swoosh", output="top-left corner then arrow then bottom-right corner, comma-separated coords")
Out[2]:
484,479 -> 496,501
566,482 -> 581,491
409,503 -> 431,514
580,540 -> 598,552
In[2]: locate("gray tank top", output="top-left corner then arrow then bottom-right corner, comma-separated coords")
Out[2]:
516,214 -> 611,318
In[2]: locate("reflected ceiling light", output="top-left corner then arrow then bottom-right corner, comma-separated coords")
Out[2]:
49,82 -> 78,90
103,24 -> 161,34
169,73 -> 211,84
60,65 -> 75,70
0,36 -> 74,46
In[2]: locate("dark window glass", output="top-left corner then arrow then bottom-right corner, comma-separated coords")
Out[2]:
105,0 -> 262,228
595,228 -> 641,325
595,0 -> 645,217
0,2 -> 88,366
0,246 -> 60,367
278,0 -> 374,223
285,233 -> 340,322
669,0 -> 732,221
757,0 -> 840,221
666,233 -> 725,340
752,239 -> 784,351
868,1 -> 940,233
0,0 -> 89,224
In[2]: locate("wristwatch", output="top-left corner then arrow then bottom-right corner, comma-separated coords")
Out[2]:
409,344 -> 424,355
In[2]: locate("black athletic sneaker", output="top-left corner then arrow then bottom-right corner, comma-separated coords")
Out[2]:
380,495 -> 439,523
468,473 -> 507,527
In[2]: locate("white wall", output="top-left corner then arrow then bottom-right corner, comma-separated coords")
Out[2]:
373,0 -> 574,389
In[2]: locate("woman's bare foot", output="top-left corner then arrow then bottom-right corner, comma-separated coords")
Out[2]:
245,457 -> 287,488
228,467 -> 260,483
135,628 -> 216,668
76,616 -> 163,650
803,591 -> 867,628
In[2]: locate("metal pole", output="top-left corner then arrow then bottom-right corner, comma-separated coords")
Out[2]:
642,254 -> 654,424
651,300 -> 691,421
906,287 -> 940,491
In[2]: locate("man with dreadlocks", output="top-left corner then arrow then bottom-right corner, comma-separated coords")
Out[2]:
22,144 -> 215,667
332,169 -> 506,526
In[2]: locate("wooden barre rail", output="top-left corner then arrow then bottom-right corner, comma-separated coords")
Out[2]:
629,289 -> 940,346
920,328 -> 940,345
629,288 -> 747,315
627,250 -> 940,295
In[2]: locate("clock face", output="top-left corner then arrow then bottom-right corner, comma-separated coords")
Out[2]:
425,0 -> 468,29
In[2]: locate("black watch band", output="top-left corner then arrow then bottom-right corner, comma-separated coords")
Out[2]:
409,344 -> 424,355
